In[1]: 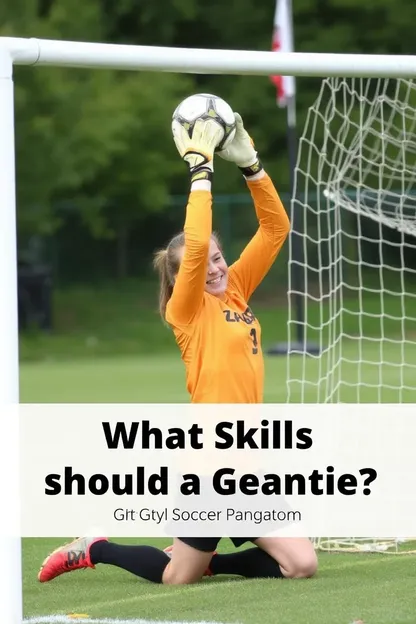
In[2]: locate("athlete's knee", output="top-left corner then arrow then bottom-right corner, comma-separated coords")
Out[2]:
282,550 -> 318,579
162,562 -> 202,585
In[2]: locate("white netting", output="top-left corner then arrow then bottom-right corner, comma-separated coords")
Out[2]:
314,537 -> 416,555
286,77 -> 416,552
287,77 -> 416,405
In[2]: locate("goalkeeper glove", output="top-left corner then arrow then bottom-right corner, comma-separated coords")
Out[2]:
217,113 -> 263,178
172,117 -> 224,184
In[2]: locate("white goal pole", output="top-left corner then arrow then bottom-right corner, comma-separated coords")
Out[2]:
0,46 -> 22,624
3,36 -> 416,77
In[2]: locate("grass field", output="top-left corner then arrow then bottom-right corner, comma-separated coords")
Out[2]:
19,282 -> 416,623
21,348 -> 416,624
20,343 -> 416,403
23,537 -> 416,624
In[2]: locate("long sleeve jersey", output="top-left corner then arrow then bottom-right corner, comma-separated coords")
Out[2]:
165,173 -> 290,403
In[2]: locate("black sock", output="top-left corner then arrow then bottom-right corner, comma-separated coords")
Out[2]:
90,541 -> 169,583
210,548 -> 284,579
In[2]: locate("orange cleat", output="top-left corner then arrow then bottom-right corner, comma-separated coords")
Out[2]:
163,544 -> 216,576
38,536 -> 108,583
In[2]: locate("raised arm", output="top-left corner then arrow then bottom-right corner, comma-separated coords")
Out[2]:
228,170 -> 290,301
166,188 -> 212,326
166,110 -> 225,328
217,112 -> 290,301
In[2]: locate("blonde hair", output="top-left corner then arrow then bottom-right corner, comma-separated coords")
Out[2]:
153,231 -> 222,322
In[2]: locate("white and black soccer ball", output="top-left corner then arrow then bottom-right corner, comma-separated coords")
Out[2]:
172,93 -> 236,151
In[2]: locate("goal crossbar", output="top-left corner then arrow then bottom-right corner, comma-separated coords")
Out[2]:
2,36 -> 416,76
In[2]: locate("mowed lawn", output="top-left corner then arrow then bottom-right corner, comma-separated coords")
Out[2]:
23,537 -> 416,624
20,341 -> 416,403
20,342 -> 416,624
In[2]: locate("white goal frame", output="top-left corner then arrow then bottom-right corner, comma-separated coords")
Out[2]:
2,37 -> 416,623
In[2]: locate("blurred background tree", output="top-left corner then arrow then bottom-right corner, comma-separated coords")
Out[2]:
2,0 -> 416,289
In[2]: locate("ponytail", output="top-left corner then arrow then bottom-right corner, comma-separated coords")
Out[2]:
155,230 -> 211,325
153,249 -> 173,322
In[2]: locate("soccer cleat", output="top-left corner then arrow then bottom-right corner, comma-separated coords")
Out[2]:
38,536 -> 108,583
163,544 -> 216,577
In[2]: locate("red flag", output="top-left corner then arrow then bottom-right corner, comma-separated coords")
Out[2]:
270,0 -> 296,107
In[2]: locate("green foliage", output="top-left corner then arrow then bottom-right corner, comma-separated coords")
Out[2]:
3,0 -> 193,243
2,0 -> 416,269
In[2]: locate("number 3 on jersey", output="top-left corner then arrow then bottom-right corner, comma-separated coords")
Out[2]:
250,328 -> 258,355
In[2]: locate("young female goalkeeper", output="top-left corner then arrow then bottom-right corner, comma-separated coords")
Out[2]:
38,112 -> 317,586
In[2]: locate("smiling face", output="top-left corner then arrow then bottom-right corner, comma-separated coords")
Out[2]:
205,237 -> 228,296
176,236 -> 228,297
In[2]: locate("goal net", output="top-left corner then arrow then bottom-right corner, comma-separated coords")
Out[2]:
286,77 -> 416,553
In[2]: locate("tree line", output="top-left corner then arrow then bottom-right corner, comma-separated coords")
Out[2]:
2,0 -> 415,280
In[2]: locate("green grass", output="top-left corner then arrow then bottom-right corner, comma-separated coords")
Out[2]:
23,537 -> 416,624
20,342 -> 416,403
20,348 -> 416,623
19,281 -> 416,623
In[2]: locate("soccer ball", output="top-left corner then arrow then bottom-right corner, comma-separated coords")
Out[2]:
172,93 -> 236,151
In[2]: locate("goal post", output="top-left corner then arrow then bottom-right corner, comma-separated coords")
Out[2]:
2,37 -> 416,622
3,36 -> 416,75
0,45 -> 22,624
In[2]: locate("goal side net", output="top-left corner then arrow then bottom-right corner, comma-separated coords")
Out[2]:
286,77 -> 416,553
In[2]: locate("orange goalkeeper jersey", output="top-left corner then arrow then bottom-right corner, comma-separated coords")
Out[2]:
165,173 -> 290,403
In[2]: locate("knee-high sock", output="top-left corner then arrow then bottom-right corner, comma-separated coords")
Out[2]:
90,541 -> 170,583
210,548 -> 283,579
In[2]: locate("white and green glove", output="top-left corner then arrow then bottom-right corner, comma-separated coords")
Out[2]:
172,117 -> 224,184
217,112 -> 263,178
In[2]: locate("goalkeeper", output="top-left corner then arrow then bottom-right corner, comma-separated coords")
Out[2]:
38,112 -> 317,585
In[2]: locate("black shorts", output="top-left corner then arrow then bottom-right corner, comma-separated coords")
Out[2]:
178,536 -> 256,552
